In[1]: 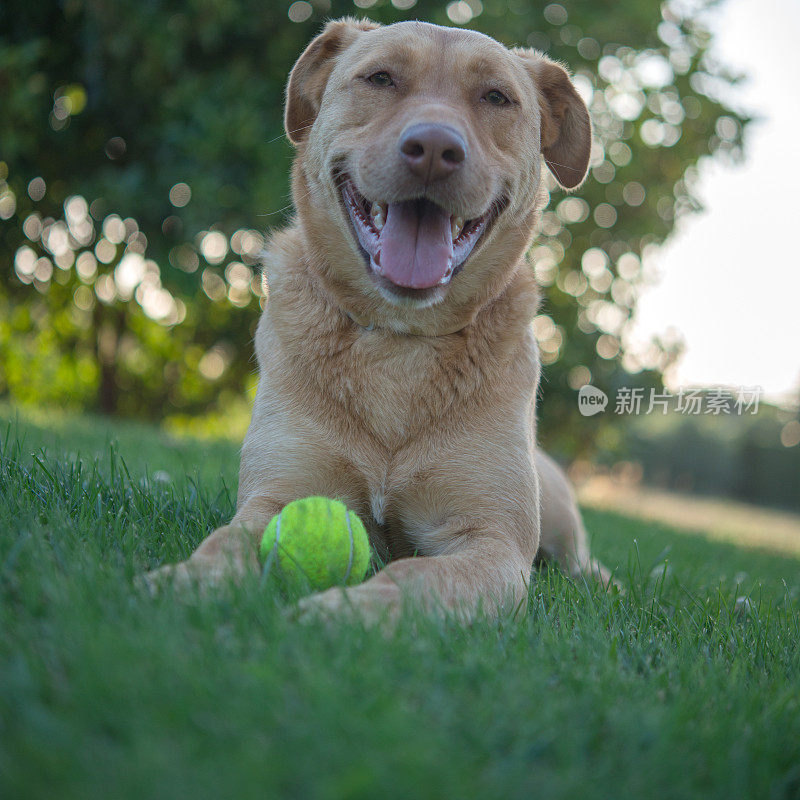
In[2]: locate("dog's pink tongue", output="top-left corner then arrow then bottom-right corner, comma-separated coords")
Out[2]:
379,200 -> 453,289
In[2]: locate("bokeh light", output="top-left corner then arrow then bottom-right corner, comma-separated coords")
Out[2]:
622,182 -> 646,206
593,203 -> 617,228
446,1 -> 475,25
104,137 -> 126,160
27,177 -> 46,202
169,182 -> 192,208
199,231 -> 228,264
543,3 -> 567,26
596,334 -> 621,360
287,1 -> 313,23
567,365 -> 592,389
780,421 -> 800,448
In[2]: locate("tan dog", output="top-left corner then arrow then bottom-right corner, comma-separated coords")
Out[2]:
144,18 -> 614,620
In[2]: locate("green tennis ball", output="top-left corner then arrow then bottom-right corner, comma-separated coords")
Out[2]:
259,496 -> 370,596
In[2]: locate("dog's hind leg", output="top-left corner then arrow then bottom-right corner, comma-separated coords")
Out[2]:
534,448 -> 618,589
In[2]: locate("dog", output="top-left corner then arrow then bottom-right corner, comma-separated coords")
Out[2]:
143,18 -> 614,622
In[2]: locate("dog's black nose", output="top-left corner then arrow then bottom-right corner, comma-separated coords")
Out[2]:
399,123 -> 466,182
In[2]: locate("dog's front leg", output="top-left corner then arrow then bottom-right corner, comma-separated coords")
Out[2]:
138,495 -> 283,593
296,535 -> 534,627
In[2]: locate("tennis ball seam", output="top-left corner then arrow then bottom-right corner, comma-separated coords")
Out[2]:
272,507 -> 316,584
344,509 -> 354,583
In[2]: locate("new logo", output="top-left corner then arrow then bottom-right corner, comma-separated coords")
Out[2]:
577,385 -> 608,416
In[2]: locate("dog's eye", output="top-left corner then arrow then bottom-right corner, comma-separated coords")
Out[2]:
368,71 -> 394,87
484,89 -> 510,106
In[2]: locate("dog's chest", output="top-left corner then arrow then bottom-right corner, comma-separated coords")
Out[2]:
321,333 -> 476,448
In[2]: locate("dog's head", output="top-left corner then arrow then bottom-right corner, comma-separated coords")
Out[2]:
285,18 -> 590,329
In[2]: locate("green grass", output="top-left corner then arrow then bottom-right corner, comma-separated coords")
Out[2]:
1,406 -> 799,800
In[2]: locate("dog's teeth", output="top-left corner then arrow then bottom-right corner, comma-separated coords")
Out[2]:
451,216 -> 464,240
370,202 -> 386,232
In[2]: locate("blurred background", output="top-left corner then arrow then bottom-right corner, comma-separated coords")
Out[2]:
1,0 -> 798,514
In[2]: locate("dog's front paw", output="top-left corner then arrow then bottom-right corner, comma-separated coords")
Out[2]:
293,582 -> 401,629
135,559 -> 198,596
135,554 -> 250,597
293,586 -> 349,620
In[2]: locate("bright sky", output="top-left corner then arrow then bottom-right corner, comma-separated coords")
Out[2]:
629,0 -> 800,405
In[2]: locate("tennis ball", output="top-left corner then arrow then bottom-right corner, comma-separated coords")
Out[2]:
259,497 -> 370,596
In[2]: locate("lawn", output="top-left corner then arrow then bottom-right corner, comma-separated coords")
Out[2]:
1,405 -> 799,800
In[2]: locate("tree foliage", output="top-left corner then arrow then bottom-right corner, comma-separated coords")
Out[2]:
0,0 -> 748,454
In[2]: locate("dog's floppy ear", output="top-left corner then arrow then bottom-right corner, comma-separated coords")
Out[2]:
514,50 -> 591,189
285,17 -> 380,145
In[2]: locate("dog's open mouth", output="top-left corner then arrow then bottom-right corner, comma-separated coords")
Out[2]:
341,176 -> 499,294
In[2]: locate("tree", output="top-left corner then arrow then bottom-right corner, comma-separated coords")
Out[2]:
0,0 -> 748,454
